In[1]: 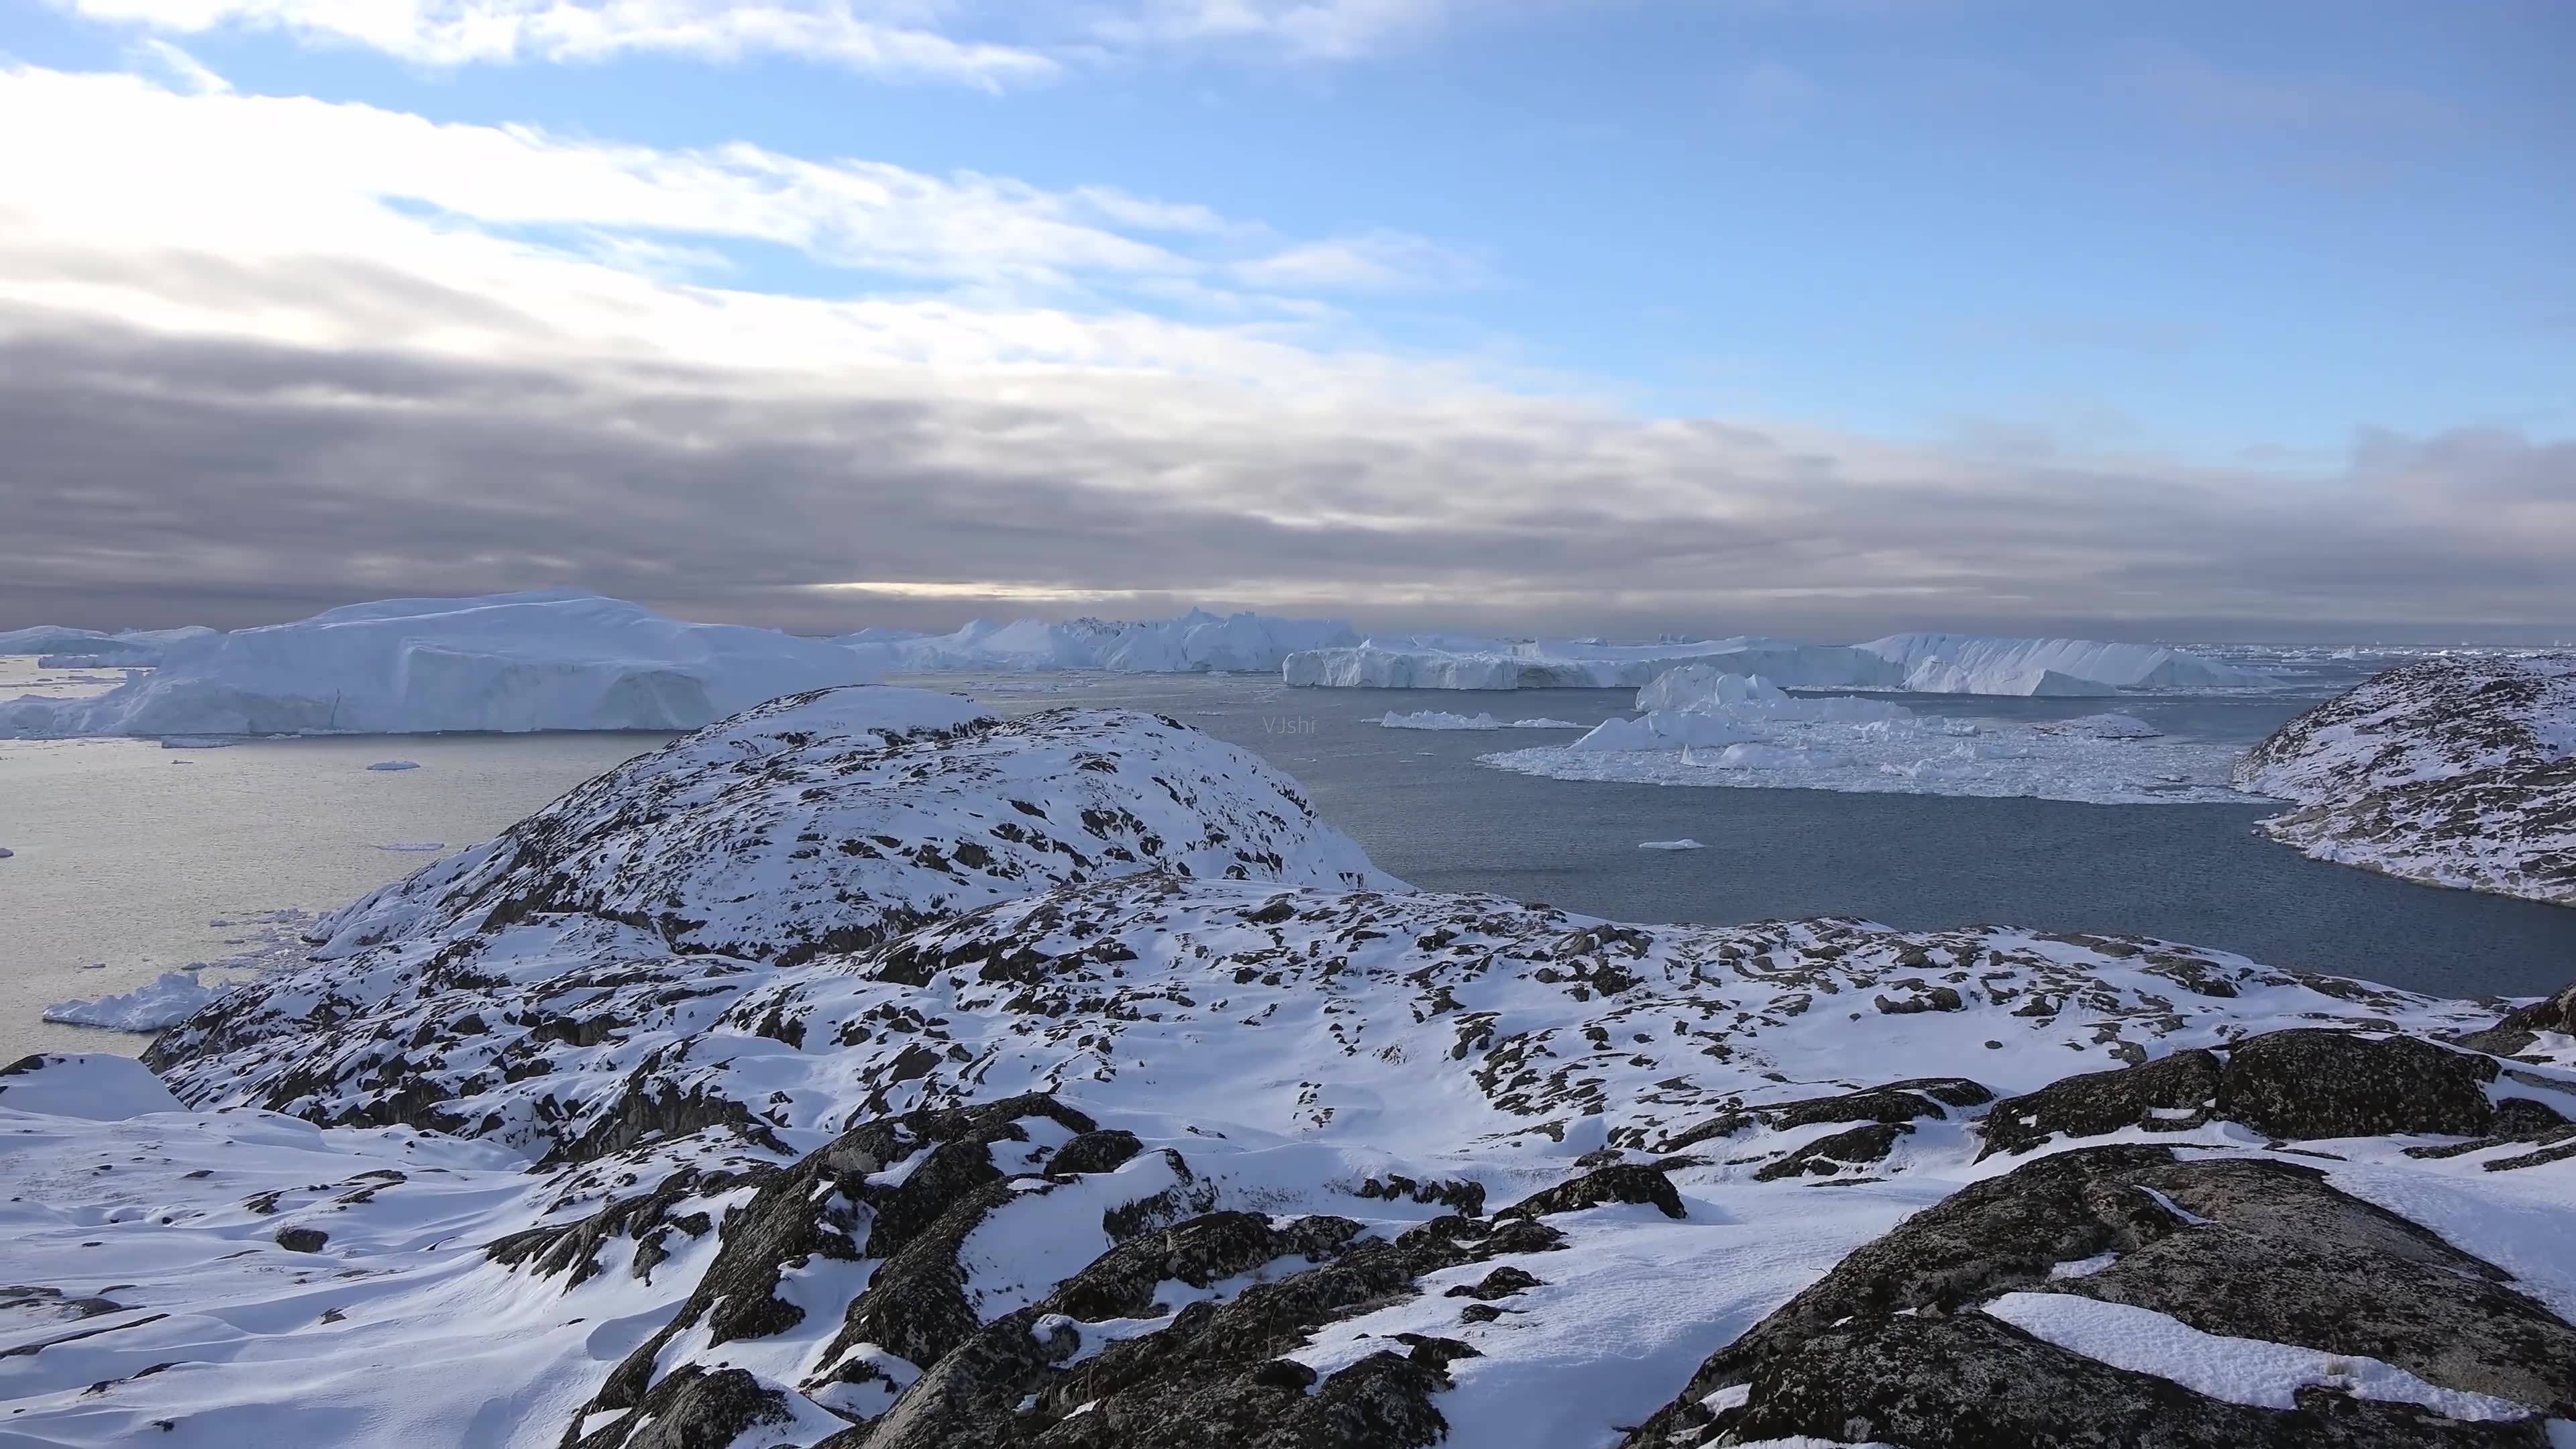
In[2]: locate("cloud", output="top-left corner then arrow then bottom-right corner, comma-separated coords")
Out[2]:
0,62 -> 2565,641
49,0 -> 1479,86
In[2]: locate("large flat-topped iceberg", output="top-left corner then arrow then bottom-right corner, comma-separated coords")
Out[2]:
0,592 -> 878,738
842,608 -> 1356,674
1858,632 -> 2270,694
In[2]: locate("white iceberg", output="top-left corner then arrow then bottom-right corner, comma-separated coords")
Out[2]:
1636,838 -> 1705,851
1287,636 -> 1902,692
0,592 -> 880,739
0,623 -> 215,665
366,759 -> 422,771
1568,709 -> 1766,753
43,971 -> 234,1032
1859,633 -> 2269,694
1634,667 -> 1915,723
845,609 -> 1357,674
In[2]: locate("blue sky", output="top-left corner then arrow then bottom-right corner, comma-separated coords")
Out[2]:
0,1 -> 2569,637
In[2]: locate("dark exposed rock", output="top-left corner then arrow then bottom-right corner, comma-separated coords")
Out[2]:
1623,1146 -> 2576,1447
1500,1163 -> 1684,1220
571,1365 -> 792,1449
2458,980 -> 2576,1057
1752,1121 -> 1910,1181
1984,1030 -> 2503,1158
1442,1266 -> 1541,1301
488,1167 -> 749,1289
272,1227 -> 328,1254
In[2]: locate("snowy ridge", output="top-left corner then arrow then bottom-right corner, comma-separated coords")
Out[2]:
4,692 -> 2573,1448
2235,654 -> 2575,904
0,593 -> 881,739
843,609 -> 1357,674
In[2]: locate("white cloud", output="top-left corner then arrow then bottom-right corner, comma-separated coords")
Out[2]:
0,61 -> 2563,637
50,0 -> 1474,85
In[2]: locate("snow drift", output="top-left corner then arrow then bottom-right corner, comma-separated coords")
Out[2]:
0,592 -> 880,738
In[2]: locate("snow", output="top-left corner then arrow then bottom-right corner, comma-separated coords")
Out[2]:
1982,1292 -> 2538,1421
0,1054 -> 183,1119
1637,839 -> 1705,851
1859,632 -> 2270,694
1377,710 -> 1585,731
42,971 -> 235,1032
364,759 -> 421,771
0,592 -> 881,739
841,608 -> 1356,674
2,685 -> 2567,1449
2235,654 -> 2574,904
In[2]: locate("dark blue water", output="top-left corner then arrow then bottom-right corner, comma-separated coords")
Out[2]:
955,674 -> 2576,1002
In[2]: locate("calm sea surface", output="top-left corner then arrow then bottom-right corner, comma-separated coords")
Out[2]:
3,668 -> 2569,1061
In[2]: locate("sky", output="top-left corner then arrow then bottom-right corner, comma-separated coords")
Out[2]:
0,0 -> 2569,642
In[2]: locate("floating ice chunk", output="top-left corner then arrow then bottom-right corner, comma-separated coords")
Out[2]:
0,847 -> 12,859
1637,839 -> 1705,851
2041,712 -> 2163,739
1635,667 -> 1787,712
1569,710 -> 1764,753
160,735 -> 236,749
1381,710 -> 1501,730
366,759 -> 421,771
1377,710 -> 1587,731
375,841 -> 447,853
43,971 -> 233,1032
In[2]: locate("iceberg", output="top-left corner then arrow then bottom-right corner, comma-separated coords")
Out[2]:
1859,633 -> 2270,694
0,592 -> 880,739
844,608 -> 1357,674
1287,636 -> 1902,692
43,971 -> 235,1032
1567,709 -> 1766,753
0,624 -> 213,664
1633,667 -> 1914,723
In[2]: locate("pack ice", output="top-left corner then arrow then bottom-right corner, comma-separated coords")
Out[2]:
0,593 -> 883,738
3,686 -> 2571,1449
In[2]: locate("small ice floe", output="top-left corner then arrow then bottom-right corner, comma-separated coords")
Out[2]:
2039,712 -> 2163,740
1378,710 -> 1587,731
374,841 -> 447,853
1638,838 -> 1706,851
365,759 -> 421,771
0,846 -> 13,859
159,736 -> 235,749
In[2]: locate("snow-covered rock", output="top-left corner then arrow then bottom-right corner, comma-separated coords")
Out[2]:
0,592 -> 878,739
7,688 -> 2573,1449
1860,633 -> 2270,694
0,1054 -> 184,1119
845,609 -> 1357,674
2235,655 -> 2575,905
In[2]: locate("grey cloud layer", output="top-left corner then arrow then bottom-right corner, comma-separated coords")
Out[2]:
4,315 -> 2567,640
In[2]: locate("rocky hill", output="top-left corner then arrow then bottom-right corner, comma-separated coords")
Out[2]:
3,686 -> 2571,1448
2237,654 -> 2574,905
